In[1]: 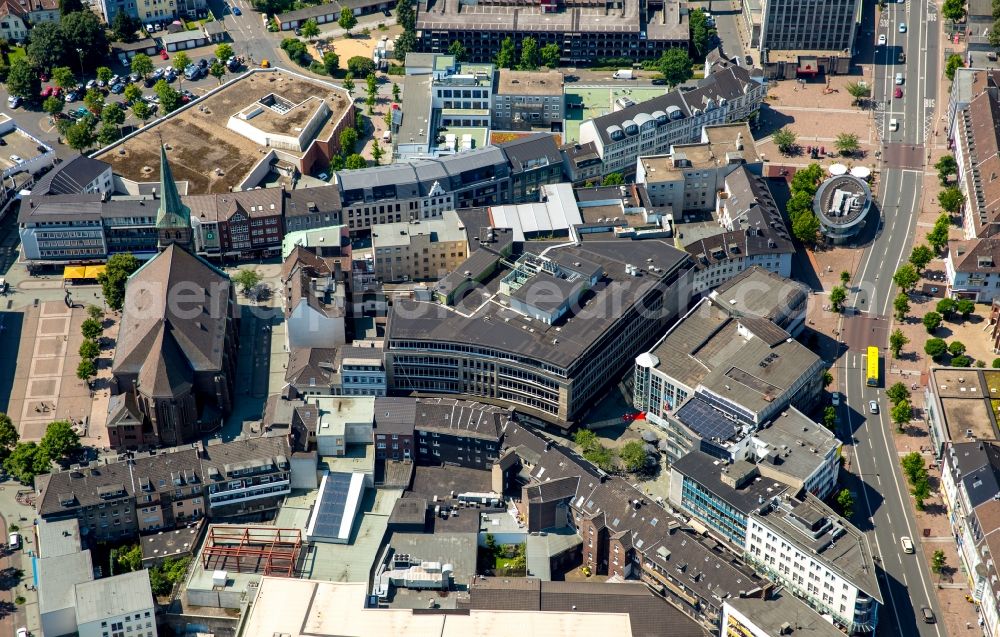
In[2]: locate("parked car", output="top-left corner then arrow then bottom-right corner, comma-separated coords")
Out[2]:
831,392 -> 841,406
64,90 -> 80,102
110,82 -> 125,94
6,95 -> 21,108
878,33 -> 887,45
110,74 -> 121,85
160,49 -> 169,60
232,5 -> 241,15
895,72 -> 904,85
869,400 -> 879,414
129,72 -> 141,83
198,58 -> 208,69
901,536 -> 914,553
85,79 -> 97,90
39,86 -> 52,98
894,86 -> 903,99
8,531 -> 20,548
152,68 -> 165,80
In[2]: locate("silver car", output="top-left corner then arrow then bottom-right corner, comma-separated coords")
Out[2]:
869,400 -> 878,414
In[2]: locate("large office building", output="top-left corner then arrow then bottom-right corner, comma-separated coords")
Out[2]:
722,592 -> 846,637
415,0 -> 689,64
578,65 -> 766,177
386,236 -> 695,424
744,0 -> 861,57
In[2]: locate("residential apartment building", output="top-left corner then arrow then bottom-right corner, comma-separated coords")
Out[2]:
35,436 -> 294,540
413,397 -> 507,470
636,123 -> 761,211
109,245 -> 238,449
373,396 -> 417,461
282,245 -> 347,350
578,66 -> 766,177
0,0 -> 58,42
560,142 -> 604,184
752,0 -> 861,56
492,69 -> 565,131
940,441 -> 1000,637
946,238 -> 1000,301
954,84 -> 1000,239
284,346 -> 386,398
415,0 -> 689,64
685,165 -> 794,293
371,210 -> 469,282
744,493 -> 882,634
633,295 -> 824,462
386,237 -> 696,423
74,570 -> 156,637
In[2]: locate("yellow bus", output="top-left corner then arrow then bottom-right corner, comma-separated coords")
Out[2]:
866,346 -> 880,387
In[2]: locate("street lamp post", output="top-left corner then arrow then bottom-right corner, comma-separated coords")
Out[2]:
75,48 -> 84,79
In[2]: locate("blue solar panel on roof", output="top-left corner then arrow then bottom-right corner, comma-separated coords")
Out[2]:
675,398 -> 739,441
312,473 -> 354,539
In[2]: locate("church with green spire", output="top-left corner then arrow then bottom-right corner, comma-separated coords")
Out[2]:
155,144 -> 192,251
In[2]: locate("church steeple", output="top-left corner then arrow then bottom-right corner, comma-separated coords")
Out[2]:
155,144 -> 192,251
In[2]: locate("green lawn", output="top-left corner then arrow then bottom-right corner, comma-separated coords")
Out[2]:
7,46 -> 26,64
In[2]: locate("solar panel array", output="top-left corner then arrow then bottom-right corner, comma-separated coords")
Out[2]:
311,472 -> 355,539
675,398 -> 738,441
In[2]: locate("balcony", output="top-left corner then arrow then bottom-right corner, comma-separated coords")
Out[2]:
208,479 -> 290,508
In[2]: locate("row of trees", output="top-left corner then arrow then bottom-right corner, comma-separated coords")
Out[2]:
773,127 -> 860,156
574,429 -> 652,474
922,297 -> 975,333
0,412 -> 81,484
76,305 -> 105,384
787,164 -> 823,247
901,451 -> 932,510
925,337 -> 974,367
492,36 -> 562,71
887,381 -> 914,431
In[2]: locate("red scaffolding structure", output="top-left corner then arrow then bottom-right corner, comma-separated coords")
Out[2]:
200,526 -> 304,577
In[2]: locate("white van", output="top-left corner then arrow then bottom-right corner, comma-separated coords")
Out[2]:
901,536 -> 914,553
382,130 -> 391,143
895,72 -> 904,85
8,532 -> 21,550
889,118 -> 899,132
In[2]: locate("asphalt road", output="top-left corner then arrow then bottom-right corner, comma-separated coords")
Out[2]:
839,0 -> 945,635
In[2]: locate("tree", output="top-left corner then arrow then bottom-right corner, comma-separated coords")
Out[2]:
112,544 -> 143,574
79,339 -> 100,361
301,18 -> 320,38
342,72 -> 355,98
3,442 -> 46,484
657,47 -> 693,87
845,81 -> 871,106
519,36 -> 540,70
39,420 -> 80,463
923,311 -> 943,332
0,413 -> 18,453
925,337 -> 949,361
97,252 -> 141,311
371,141 -> 384,165
993,358 -> 1000,368
541,43 -> 561,68
599,172 -> 624,186
945,53 -> 964,81
893,264 -> 920,292
840,270 -> 851,286
396,29 -> 417,58
893,292 -> 910,320
171,52 -> 191,90
123,83 -> 142,105
835,132 -> 860,156
366,72 -> 378,100
956,298 -> 976,318
448,40 -> 467,62
112,10 -> 141,43
891,398 -> 912,428
344,153 -> 367,169
64,119 -> 96,153
939,186 -> 964,214
84,87 -> 104,116
232,268 -> 262,295
396,0 -> 415,31
103,102 -> 125,126
901,451 -> 926,483
321,51 -> 339,77
51,66 -> 75,90
574,428 -> 598,450
791,163 -> 824,193
26,23 -> 66,71
76,358 -> 96,382
949,340 -> 967,357
836,488 -> 855,519
495,37 -> 516,69
201,60 -> 223,85
7,58 -> 40,100
96,66 -> 113,86
280,38 -> 309,65
339,127 -> 358,153
928,213 -> 951,253
887,382 -> 910,405
392,82 -> 400,102
619,440 -> 649,472
59,0 -> 83,14
148,556 -> 192,597
830,286 -> 847,312
791,211 -> 820,245
935,155 -> 958,186
773,127 -> 797,154
61,11 -> 109,70
909,245 -> 934,272
931,549 -> 947,575
823,369 -> 833,387
42,96 -> 64,118
889,329 -> 909,357
943,0 -> 967,21
823,405 -> 837,430
131,100 -> 151,125
81,318 -> 103,340
689,8 -> 715,57
86,305 -> 102,322
936,297 -> 957,317
215,43 -> 234,63
154,79 -> 181,113
98,121 -> 120,145
339,8 -> 358,35
131,53 -> 153,80
952,355 -> 973,367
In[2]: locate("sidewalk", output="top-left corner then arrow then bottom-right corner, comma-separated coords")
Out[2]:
0,484 -> 43,637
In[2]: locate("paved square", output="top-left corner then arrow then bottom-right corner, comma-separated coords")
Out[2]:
38,316 -> 68,336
